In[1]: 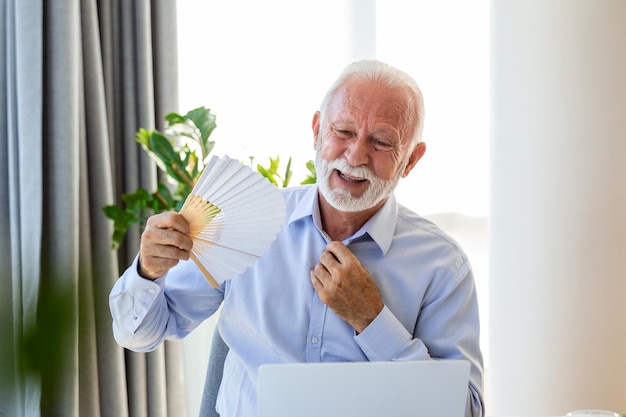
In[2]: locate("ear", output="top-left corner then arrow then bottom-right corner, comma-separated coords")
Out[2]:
312,111 -> 321,150
402,142 -> 427,178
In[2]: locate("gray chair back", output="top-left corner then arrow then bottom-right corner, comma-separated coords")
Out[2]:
198,327 -> 229,417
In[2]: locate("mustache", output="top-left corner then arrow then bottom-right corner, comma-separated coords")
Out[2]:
323,158 -> 377,182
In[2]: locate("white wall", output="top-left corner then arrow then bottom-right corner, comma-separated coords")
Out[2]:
489,1 -> 626,414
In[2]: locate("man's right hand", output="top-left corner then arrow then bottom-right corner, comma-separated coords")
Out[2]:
138,212 -> 193,280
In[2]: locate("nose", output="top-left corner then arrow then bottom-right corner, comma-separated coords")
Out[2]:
344,136 -> 369,166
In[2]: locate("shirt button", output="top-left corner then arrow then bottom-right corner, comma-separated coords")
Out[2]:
149,288 -> 156,294
311,337 -> 319,344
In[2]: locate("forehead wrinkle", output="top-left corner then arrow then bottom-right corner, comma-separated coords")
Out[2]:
332,102 -> 403,139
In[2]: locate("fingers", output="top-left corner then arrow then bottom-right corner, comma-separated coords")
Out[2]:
141,238 -> 190,263
310,241 -> 384,333
318,241 -> 358,274
146,211 -> 191,240
310,270 -> 323,292
310,261 -> 332,290
142,222 -> 192,252
138,212 -> 193,280
312,241 -> 355,285
138,252 -> 184,280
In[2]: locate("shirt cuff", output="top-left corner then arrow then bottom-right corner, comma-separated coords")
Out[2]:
113,256 -> 166,333
354,305 -> 414,361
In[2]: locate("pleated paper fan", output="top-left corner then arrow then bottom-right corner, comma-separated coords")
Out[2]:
179,155 -> 286,287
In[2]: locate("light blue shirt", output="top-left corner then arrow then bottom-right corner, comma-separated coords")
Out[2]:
110,185 -> 484,417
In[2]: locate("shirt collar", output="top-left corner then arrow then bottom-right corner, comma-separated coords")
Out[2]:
288,185 -> 399,255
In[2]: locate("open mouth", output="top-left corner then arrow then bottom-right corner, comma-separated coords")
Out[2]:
337,169 -> 368,183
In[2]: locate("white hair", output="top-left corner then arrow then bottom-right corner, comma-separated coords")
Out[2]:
318,60 -> 425,146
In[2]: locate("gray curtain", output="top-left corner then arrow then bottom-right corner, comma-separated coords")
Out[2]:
1,1 -> 187,416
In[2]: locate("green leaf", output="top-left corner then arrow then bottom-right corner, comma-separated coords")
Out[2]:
301,160 -> 317,185
256,164 -> 278,186
184,107 -> 217,159
150,197 -> 161,213
305,160 -> 316,174
105,206 -> 144,249
175,198 -> 186,212
102,205 -> 122,220
148,132 -> 195,186
136,131 -> 170,174
110,229 -> 126,250
122,187 -> 150,201
136,128 -> 171,174
122,189 -> 152,213
164,112 -> 185,125
175,181 -> 192,199
269,156 -> 280,173
149,132 -> 178,165
156,183 -> 175,210
135,128 -> 152,147
181,151 -> 201,182
186,107 -> 217,141
114,211 -> 142,229
282,157 -> 293,188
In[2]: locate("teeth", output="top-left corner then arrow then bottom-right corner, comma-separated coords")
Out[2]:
339,171 -> 366,183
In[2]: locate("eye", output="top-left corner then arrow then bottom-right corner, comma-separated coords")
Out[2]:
333,128 -> 353,139
372,138 -> 394,151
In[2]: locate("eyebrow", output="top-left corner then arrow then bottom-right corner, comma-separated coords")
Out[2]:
331,120 -> 399,136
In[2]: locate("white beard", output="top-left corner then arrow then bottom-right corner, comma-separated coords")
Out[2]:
315,151 -> 406,213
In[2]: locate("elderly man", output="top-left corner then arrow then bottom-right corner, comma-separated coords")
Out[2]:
110,60 -> 484,417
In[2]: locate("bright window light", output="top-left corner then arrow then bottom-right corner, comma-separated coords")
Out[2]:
177,0 -> 490,217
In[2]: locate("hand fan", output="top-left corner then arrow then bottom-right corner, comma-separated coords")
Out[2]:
179,155 -> 286,287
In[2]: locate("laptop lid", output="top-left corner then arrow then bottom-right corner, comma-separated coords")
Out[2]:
257,360 -> 470,417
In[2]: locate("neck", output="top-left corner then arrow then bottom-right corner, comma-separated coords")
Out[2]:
317,192 -> 385,241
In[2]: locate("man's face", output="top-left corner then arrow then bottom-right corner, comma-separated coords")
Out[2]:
313,79 -> 423,213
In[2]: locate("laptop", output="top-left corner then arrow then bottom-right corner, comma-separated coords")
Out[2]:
257,360 -> 470,417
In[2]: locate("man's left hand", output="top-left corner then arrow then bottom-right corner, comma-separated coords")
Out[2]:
310,241 -> 384,334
